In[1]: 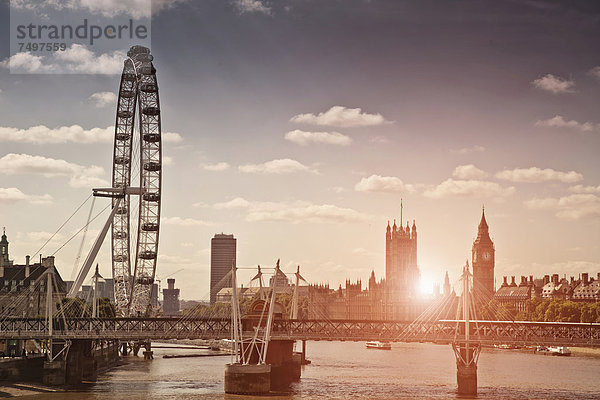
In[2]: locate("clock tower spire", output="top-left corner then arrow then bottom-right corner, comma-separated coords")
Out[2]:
472,207 -> 495,295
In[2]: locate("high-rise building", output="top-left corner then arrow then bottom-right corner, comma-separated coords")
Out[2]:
472,208 -> 495,295
162,278 -> 181,316
210,233 -> 236,304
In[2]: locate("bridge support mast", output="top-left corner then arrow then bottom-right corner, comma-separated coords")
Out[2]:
452,261 -> 480,396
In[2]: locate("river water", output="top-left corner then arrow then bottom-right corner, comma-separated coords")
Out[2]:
17,342 -> 600,400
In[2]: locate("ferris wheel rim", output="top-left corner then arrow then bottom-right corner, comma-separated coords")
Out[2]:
111,46 -> 162,317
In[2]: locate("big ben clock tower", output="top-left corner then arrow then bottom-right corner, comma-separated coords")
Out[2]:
472,208 -> 495,294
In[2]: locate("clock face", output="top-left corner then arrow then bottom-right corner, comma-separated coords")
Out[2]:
482,251 -> 491,261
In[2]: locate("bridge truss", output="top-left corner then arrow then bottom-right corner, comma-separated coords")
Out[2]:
1,318 -> 598,347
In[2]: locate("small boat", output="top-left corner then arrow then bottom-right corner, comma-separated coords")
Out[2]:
536,346 -> 571,356
366,341 -> 391,350
548,346 -> 571,356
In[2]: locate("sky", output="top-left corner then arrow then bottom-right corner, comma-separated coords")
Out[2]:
0,0 -> 599,301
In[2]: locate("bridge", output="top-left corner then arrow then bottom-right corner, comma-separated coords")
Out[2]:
1,317 -> 598,347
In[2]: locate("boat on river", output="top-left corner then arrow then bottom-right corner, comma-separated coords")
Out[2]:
366,341 -> 392,350
536,346 -> 571,356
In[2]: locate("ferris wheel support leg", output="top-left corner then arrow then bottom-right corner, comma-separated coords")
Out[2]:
68,197 -> 123,298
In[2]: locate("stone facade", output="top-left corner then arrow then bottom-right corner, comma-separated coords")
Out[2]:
472,209 -> 495,295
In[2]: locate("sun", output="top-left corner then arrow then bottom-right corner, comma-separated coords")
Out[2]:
419,278 -> 435,297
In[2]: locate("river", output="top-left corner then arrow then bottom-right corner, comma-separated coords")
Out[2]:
14,342 -> 600,399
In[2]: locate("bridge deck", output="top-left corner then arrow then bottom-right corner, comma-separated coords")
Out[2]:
1,318 -> 598,347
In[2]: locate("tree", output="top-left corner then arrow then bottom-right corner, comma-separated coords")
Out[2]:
557,301 -> 580,323
98,298 -> 116,318
534,299 -> 551,321
58,297 -> 90,318
544,300 -> 561,322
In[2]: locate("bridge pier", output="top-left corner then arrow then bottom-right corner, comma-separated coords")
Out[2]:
452,342 -> 480,396
143,341 -> 153,360
225,339 -> 302,394
42,340 -> 120,386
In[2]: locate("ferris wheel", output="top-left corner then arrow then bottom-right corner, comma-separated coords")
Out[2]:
66,45 -> 162,317
110,45 -> 162,316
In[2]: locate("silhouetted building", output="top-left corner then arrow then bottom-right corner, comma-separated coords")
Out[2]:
494,276 -> 534,312
443,271 -> 452,297
385,202 -> 421,319
472,208 -> 495,295
162,278 -> 181,316
572,273 -> 600,302
0,236 -> 66,317
210,233 -> 236,304
0,228 -> 13,267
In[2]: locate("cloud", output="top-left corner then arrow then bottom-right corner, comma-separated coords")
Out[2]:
10,0 -> 183,18
161,217 -> 215,227
534,115 -> 595,132
0,52 -> 49,73
531,74 -> 575,94
354,175 -> 415,193
369,136 -> 389,144
524,194 -> 600,220
452,164 -> 488,180
0,153 -> 108,188
234,0 -> 271,15
163,156 -> 174,166
0,125 -> 112,144
290,106 -> 391,128
213,197 -> 250,209
589,66 -> 600,80
89,92 -> 117,108
284,130 -> 352,146
450,145 -> 485,154
0,124 -> 182,145
495,167 -> 583,183
203,162 -> 230,171
351,247 -> 378,258
1,45 -> 125,74
246,201 -> 369,224
239,158 -> 317,174
162,132 -> 183,143
0,187 -> 53,205
423,179 -> 515,199
569,184 -> 600,194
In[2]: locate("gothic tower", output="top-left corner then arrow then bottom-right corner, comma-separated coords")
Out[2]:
385,201 -> 419,299
0,228 -> 10,267
472,208 -> 495,294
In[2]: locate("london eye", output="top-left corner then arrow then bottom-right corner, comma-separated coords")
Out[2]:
110,45 -> 162,316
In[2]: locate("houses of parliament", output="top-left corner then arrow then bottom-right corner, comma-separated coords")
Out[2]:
309,205 -> 495,320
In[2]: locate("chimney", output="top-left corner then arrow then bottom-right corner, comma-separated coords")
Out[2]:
543,275 -> 550,285
41,256 -> 55,268
520,276 -> 527,287
529,275 -> 534,285
167,278 -> 175,290
25,255 -> 30,278
510,276 -> 516,286
502,276 -> 508,287
552,274 -> 559,285
570,276 -> 574,285
582,273 -> 589,285
597,272 -> 600,281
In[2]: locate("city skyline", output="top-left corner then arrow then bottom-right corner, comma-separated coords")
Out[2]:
0,1 -> 599,300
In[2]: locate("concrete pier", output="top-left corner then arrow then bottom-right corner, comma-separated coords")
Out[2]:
457,362 -> 477,395
224,363 -> 271,395
41,340 -> 120,386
